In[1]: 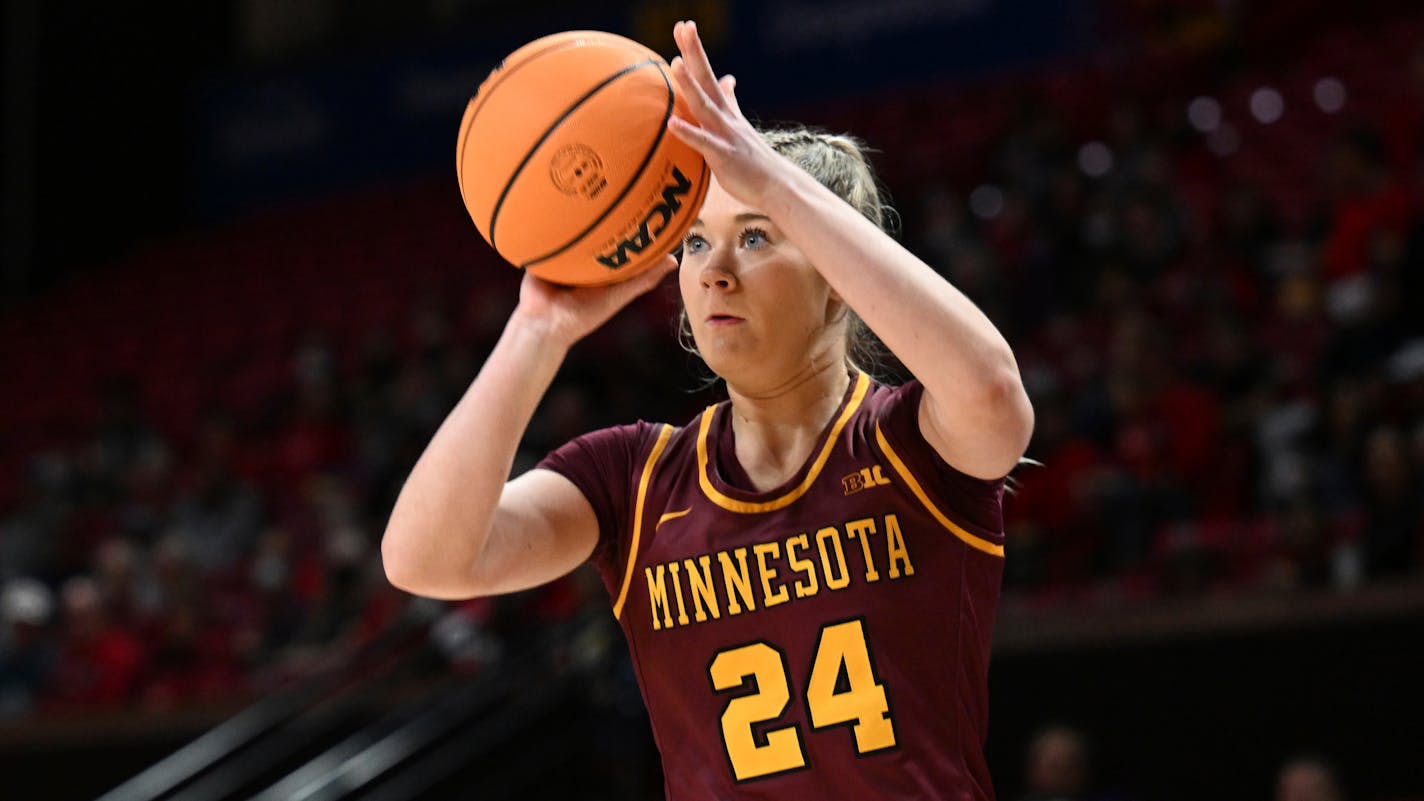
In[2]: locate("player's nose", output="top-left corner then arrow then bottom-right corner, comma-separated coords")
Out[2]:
699,247 -> 738,290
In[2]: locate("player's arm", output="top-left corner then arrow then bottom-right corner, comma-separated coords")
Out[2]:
764,165 -> 1033,481
666,21 -> 1031,480
381,261 -> 675,600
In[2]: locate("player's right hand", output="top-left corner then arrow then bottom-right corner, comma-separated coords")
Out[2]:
511,253 -> 678,349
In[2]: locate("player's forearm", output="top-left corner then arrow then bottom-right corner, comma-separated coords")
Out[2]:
764,163 -> 1032,472
381,311 -> 568,596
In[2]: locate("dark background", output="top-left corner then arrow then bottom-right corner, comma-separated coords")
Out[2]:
4,0 -> 1102,302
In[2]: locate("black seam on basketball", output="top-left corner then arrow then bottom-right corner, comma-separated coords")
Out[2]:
459,39 -> 587,206
458,35 -> 652,211
489,58 -> 661,255
518,60 -> 677,270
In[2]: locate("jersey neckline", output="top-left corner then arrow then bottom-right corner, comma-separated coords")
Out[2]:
695,371 -> 871,513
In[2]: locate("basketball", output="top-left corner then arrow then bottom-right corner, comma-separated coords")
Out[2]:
456,30 -> 710,286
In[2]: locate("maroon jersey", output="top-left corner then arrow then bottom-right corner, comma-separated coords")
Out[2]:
539,372 -> 1006,800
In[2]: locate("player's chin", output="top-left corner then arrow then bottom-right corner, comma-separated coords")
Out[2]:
693,333 -> 733,362
698,338 -> 765,379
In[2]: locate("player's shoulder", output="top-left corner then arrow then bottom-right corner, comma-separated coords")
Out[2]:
562,419 -> 671,464
585,413 -> 707,458
539,418 -> 663,473
857,372 -> 1007,498
853,372 -> 925,427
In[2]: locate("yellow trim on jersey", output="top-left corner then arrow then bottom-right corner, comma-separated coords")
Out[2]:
696,372 -> 871,514
614,424 -> 675,620
656,508 -> 691,530
874,422 -> 1005,558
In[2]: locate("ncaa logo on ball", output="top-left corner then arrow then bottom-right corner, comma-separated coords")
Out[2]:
549,144 -> 607,199
595,163 -> 693,270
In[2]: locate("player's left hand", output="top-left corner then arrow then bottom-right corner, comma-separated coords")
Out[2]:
667,20 -> 785,209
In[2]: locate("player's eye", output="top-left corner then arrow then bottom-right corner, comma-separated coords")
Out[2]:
683,232 -> 709,253
740,227 -> 770,249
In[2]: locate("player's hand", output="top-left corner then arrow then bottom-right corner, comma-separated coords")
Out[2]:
511,254 -> 678,349
666,20 -> 784,209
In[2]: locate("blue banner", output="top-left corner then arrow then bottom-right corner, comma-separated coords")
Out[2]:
188,0 -> 1100,216
718,0 -> 1097,106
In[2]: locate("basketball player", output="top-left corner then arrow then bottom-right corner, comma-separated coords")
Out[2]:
382,20 -> 1033,800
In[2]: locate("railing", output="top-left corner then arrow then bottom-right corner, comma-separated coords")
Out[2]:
92,598 -> 443,801
90,601 -> 622,801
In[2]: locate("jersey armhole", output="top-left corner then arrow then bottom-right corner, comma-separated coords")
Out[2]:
873,421 -> 1005,557
868,381 -> 1006,555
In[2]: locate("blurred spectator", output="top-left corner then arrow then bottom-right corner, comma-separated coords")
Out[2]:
1018,722 -> 1102,801
0,578 -> 56,718
140,597 -> 244,711
1260,498 -> 1335,591
1319,125 -> 1416,283
166,414 -> 265,574
1356,425 -> 1422,578
1275,753 -> 1347,801
40,577 -> 145,712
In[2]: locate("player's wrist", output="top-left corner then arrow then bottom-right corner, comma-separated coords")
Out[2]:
755,153 -> 822,229
505,307 -> 578,358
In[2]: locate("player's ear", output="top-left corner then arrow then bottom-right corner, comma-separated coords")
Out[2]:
826,292 -> 848,327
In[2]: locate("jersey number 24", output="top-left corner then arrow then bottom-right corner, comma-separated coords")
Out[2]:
708,618 -> 897,782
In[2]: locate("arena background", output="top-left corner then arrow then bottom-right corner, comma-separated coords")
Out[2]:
2,1 -> 1423,800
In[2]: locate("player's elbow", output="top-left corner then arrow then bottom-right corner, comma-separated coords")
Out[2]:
380,526 -> 423,594
970,371 -> 1036,479
990,371 -> 1034,456
381,518 -> 488,600
380,520 -> 450,597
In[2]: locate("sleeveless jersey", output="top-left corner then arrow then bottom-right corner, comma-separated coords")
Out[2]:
538,372 -> 1006,800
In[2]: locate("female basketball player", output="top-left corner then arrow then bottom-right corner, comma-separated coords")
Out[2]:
383,20 -> 1033,800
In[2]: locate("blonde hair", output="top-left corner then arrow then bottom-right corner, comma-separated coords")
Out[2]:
758,128 -> 891,232
677,125 -> 894,377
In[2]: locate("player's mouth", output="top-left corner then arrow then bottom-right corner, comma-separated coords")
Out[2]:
706,314 -> 744,327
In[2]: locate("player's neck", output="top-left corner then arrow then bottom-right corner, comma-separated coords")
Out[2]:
725,360 -> 852,491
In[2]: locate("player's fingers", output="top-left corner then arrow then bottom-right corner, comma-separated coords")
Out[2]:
669,57 -> 726,133
653,252 -> 680,282
668,57 -> 706,116
718,74 -> 740,114
608,254 -> 678,307
667,113 -> 729,158
674,21 -> 726,109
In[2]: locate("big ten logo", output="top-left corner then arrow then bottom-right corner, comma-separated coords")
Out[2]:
842,465 -> 891,496
595,165 -> 693,270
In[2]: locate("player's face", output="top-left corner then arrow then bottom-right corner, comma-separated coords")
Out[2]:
678,178 -> 845,388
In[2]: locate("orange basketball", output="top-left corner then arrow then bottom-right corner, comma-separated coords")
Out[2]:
456,30 -> 709,286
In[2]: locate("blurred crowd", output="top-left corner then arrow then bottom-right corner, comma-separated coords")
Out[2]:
1010,721 -> 1360,801
968,49 -> 1424,604
2,2 -> 1423,756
